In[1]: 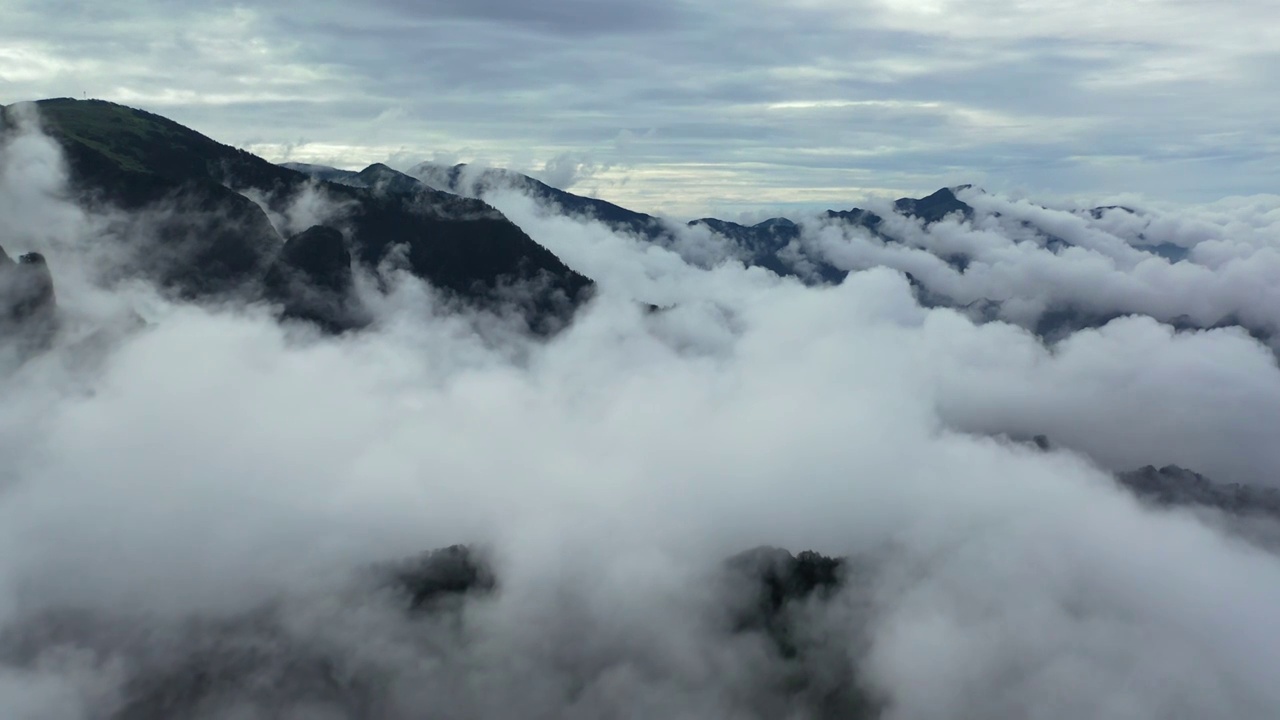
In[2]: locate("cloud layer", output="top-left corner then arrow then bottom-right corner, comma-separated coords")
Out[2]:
3,115 -> 1280,717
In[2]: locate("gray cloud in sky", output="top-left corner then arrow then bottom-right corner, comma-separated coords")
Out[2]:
2,0 -> 1277,216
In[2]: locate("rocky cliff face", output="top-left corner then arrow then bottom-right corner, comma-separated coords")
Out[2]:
0,246 -> 57,354
1117,464 -> 1280,521
262,225 -> 369,332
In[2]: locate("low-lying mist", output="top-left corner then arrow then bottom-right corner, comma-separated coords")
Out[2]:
3,113 -> 1280,719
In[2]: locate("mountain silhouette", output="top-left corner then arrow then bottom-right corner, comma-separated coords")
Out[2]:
2,98 -> 593,334
393,161 -> 982,283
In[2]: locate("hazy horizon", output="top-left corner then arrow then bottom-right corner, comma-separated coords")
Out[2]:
4,0 -> 1277,217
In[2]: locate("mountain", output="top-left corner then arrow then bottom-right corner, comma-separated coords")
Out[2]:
396,161 -> 981,279
1117,465 -> 1280,521
386,163 -> 1123,331
280,161 -> 429,199
1025,437 -> 1280,527
397,164 -> 1194,290
12,99 -> 289,297
1,99 -> 593,334
406,162 -> 667,240
362,162 -> 1267,346
687,216 -> 813,279
892,185 -> 974,224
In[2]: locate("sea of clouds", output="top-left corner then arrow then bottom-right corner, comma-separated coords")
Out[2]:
2,110 -> 1280,718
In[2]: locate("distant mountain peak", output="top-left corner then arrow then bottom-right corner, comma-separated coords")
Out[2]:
892,186 -> 975,224
356,162 -> 407,179
1089,204 -> 1140,220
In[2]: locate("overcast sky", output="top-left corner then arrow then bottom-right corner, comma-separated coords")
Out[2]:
3,0 -> 1278,217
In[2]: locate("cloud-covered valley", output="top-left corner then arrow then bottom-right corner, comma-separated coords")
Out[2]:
3,102 -> 1280,719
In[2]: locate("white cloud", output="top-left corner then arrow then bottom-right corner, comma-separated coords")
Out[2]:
5,81 -> 1280,719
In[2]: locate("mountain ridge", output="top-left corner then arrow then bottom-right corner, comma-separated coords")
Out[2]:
305,159 -> 1267,347
291,159 -> 982,285
1,98 -> 595,334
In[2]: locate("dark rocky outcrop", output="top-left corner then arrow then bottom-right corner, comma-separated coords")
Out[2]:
1117,465 -> 1280,521
1088,205 -> 1138,220
722,547 -> 881,719
378,544 -> 497,612
892,186 -> 974,224
1018,434 -> 1280,523
0,544 -> 881,719
724,546 -> 844,649
263,225 -> 367,332
0,246 -> 58,352
1,250 -> 55,325
273,225 -> 353,295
